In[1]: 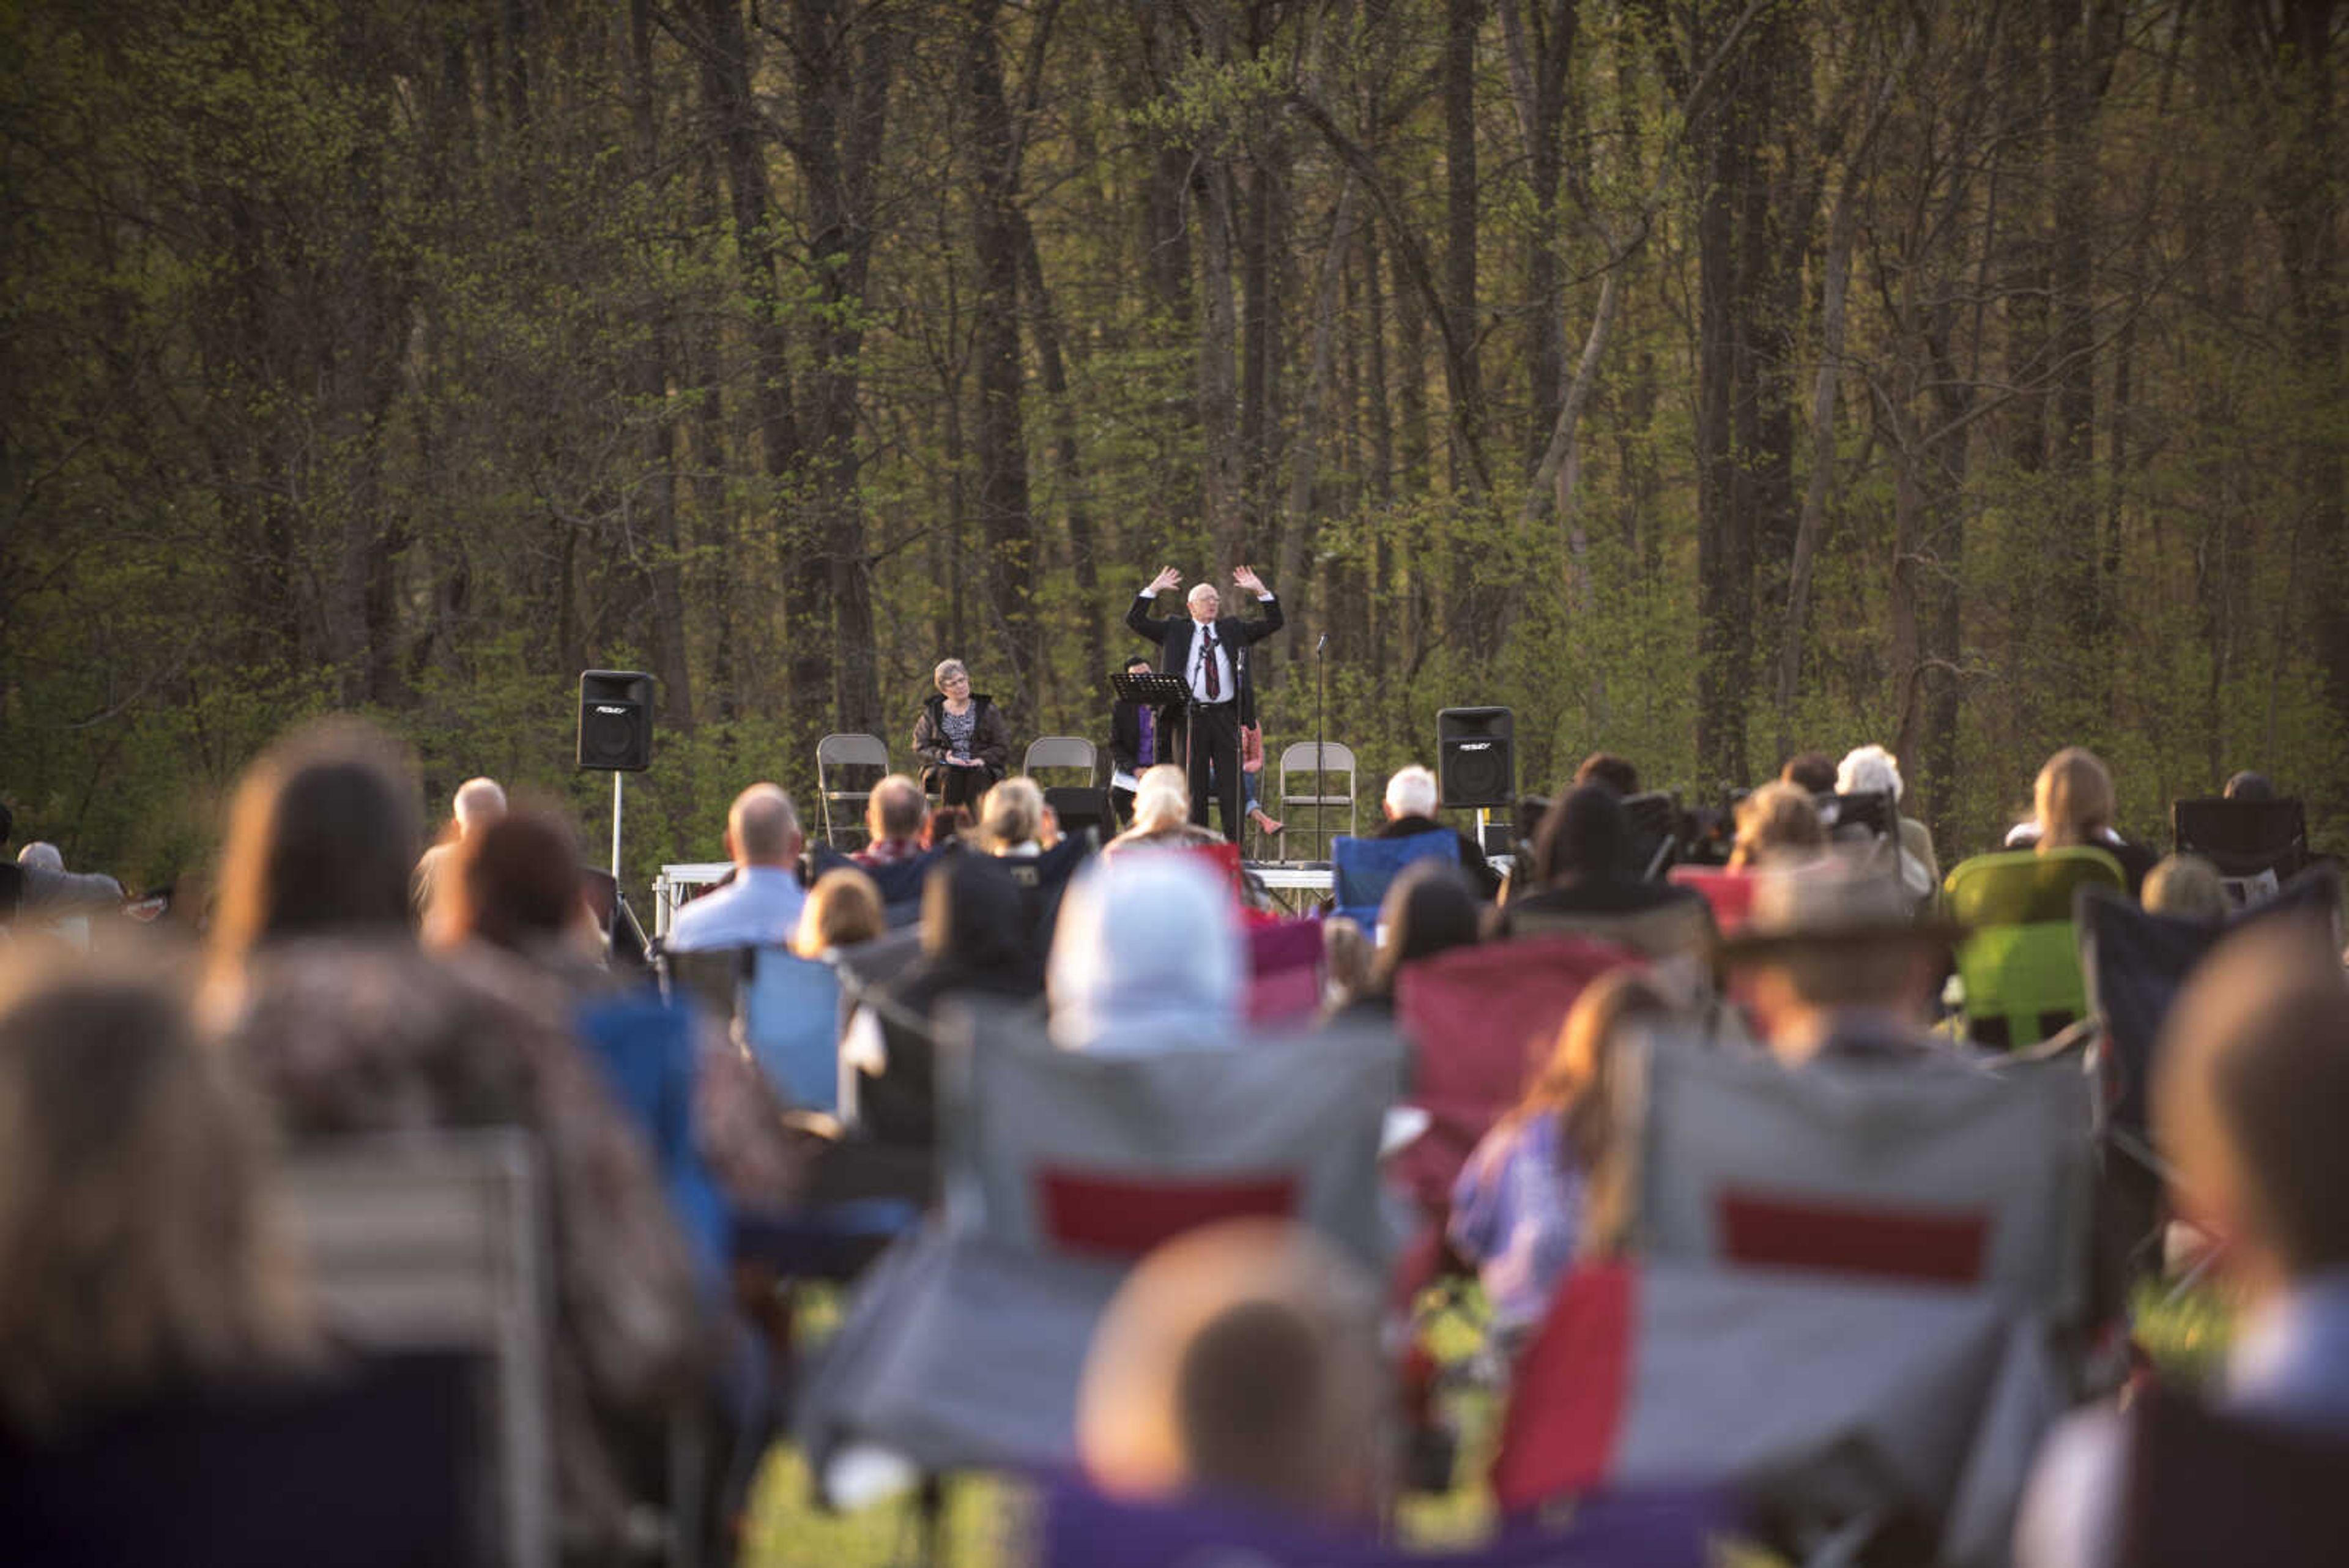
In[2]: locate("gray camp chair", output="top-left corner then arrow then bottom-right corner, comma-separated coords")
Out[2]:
817,733 -> 890,848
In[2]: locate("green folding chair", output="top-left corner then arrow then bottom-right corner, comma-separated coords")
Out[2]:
1942,847 -> 2125,1049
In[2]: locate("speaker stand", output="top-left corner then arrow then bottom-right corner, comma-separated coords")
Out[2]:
609,771 -> 625,883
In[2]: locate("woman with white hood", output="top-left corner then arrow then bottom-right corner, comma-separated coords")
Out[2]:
1048,851 -> 1244,1055
1836,743 -> 1940,909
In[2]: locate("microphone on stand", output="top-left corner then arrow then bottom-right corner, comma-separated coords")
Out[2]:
1316,633 -> 1328,654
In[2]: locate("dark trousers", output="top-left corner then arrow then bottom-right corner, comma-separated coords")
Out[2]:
1185,700 -> 1244,838
937,764 -> 996,810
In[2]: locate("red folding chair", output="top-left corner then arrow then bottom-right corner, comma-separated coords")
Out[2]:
1245,917 -> 1326,1024
1665,864 -> 1759,935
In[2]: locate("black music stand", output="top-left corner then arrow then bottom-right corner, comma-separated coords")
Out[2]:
1110,671 -> 1193,794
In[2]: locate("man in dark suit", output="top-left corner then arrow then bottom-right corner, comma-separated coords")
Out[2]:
1126,564 -> 1283,838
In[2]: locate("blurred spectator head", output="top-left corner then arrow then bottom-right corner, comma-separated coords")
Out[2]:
2224,770 -> 2276,803
2033,746 -> 2117,850
1382,765 -> 1440,821
212,719 -> 421,976
866,775 -> 927,845
1077,1219 -> 1384,1523
982,776 -> 1046,852
1050,852 -> 1240,1051
921,852 -> 1031,971
1835,745 -> 1905,804
797,868 -> 885,957
1531,784 -> 1633,886
0,954 -> 318,1436
922,804 -> 971,851
442,808 -> 585,956
1367,861 -> 1482,995
1728,858 -> 1957,1059
1779,752 -> 1838,795
1129,765 -> 1193,836
725,784 -> 801,870
1320,918 -> 1371,1006
15,842 -> 62,873
1573,752 -> 1639,797
2157,920 -> 2349,1296
450,776 -> 507,836
1519,967 -> 1675,1254
2143,853 -> 2228,921
1729,781 -> 1827,872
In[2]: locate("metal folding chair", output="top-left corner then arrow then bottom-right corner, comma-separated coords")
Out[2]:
1277,741 -> 1356,863
1022,735 -> 1098,786
816,732 -> 890,848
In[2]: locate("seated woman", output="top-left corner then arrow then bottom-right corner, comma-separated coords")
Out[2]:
1324,860 -> 1482,1024
796,866 -> 886,959
1449,968 -> 1674,1356
1496,784 -> 1712,962
2003,746 -> 2158,894
1077,1219 -> 1386,1525
1836,744 -> 1940,905
912,659 -> 1010,811
0,958 -> 321,1443
1106,765 -> 1223,853
1727,781 -> 1827,871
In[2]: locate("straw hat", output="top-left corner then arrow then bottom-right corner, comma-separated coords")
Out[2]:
1720,852 -> 1964,964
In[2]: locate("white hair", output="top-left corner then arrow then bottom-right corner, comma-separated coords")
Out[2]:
933,658 -> 970,689
15,842 -> 62,873
1384,765 -> 1440,820
1186,582 -> 1219,607
1131,765 -> 1193,833
1835,745 -> 1904,803
451,777 -> 506,832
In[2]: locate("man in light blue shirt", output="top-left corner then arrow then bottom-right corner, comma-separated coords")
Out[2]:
665,783 -> 808,953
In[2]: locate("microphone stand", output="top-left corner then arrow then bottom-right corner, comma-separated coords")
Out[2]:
1315,631 -> 1327,865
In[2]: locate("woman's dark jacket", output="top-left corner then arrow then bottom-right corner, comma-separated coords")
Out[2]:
912,693 -> 1011,795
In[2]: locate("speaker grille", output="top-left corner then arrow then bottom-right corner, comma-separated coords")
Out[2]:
577,671 -> 655,771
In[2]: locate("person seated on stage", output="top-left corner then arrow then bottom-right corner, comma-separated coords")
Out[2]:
2016,918 -> 2349,1568
853,775 -> 929,869
1106,765 -> 1223,855
411,775 -> 505,935
2143,853 -> 2228,921
1049,851 -> 1242,1057
795,867 -> 886,960
1836,744 -> 1940,907
1723,856 -> 1970,1069
1126,564 -> 1283,841
1573,752 -> 1640,797
1206,741 -> 1284,844
1727,781 -> 1828,872
981,776 -> 1047,858
2224,769 -> 2277,803
664,784 -> 807,953
912,658 -> 1010,812
1077,1218 -> 1386,1525
1495,785 -> 1712,964
0,956 -> 323,1443
1371,764 -> 1497,899
1450,967 -> 1677,1356
1325,860 -> 1483,1026
1779,751 -> 1839,795
1110,654 -> 1165,819
2003,746 -> 2158,896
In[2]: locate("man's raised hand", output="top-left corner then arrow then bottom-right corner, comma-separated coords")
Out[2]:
1147,565 -> 1182,595
1231,565 -> 1266,595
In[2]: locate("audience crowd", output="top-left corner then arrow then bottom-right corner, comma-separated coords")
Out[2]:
1,726 -> 2343,1566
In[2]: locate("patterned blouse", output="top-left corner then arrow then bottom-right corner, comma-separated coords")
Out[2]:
940,702 -> 977,759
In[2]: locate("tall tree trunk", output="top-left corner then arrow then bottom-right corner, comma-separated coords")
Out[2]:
967,0 -> 1037,725
1018,214 -> 1105,688
627,0 -> 695,729
1443,0 -> 1486,497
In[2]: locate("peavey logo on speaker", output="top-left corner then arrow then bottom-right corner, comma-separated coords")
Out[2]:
593,705 -> 629,716
1456,740 -> 1494,752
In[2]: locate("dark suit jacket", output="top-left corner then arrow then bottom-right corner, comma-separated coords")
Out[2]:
1110,699 -> 1160,778
1373,813 -> 1502,899
1124,593 -> 1284,718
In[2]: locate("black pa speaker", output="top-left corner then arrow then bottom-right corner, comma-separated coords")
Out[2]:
578,671 -> 655,772
1436,707 -> 1516,809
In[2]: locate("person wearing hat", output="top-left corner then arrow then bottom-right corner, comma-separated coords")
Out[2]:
1721,853 -> 1970,1068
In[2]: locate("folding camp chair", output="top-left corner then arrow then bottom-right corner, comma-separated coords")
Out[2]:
1816,789 -> 1897,844
1332,832 -> 1459,931
1666,865 -> 1759,935
1631,1033 -> 2096,1323
1620,791 -> 1682,879
795,1006 -> 1406,1492
656,943 -> 749,1021
816,732 -> 890,848
1246,916 -> 1326,1023
1183,839 -> 1249,904
739,945 -> 846,1115
2113,1386 -> 2349,1568
1022,736 -> 1098,787
286,1131 -> 555,1568
1279,741 -> 1358,863
1942,847 -> 2125,1049
2171,795 -> 2309,904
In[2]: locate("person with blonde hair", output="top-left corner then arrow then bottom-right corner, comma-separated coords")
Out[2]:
981,776 -> 1048,857
1728,781 -> 1827,872
2142,854 -> 2228,921
795,867 -> 887,958
1107,765 -> 1222,853
1449,967 -> 1674,1351
2005,746 -> 2156,894
1077,1219 -> 1386,1523
0,957 -> 319,1439
912,659 -> 1009,809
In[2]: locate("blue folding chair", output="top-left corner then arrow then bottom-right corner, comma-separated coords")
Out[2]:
1332,833 -> 1460,929
741,946 -> 846,1115
573,991 -> 730,1296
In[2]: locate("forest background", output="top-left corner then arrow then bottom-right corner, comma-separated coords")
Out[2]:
4,0 -> 2343,896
